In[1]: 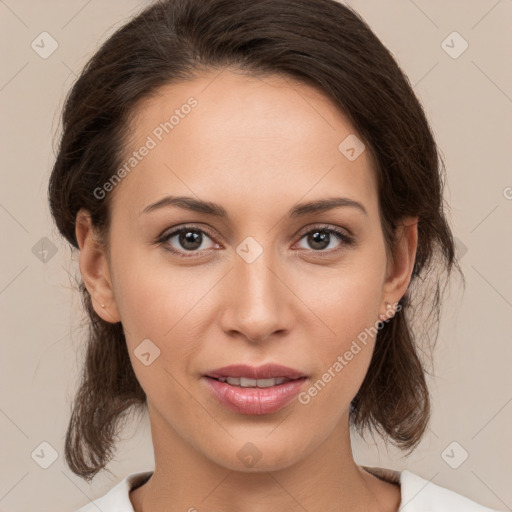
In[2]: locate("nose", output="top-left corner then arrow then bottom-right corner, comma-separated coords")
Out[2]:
219,243 -> 293,344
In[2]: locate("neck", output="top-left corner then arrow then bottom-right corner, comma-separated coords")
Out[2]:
130,407 -> 396,512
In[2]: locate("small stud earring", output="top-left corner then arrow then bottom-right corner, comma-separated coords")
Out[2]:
101,304 -> 105,308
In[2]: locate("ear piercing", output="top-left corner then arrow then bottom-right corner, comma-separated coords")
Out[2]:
379,301 -> 394,322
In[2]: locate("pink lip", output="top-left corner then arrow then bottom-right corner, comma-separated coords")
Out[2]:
203,376 -> 307,415
205,363 -> 307,380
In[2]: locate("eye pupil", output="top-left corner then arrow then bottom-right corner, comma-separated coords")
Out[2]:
179,230 -> 202,250
309,230 -> 330,250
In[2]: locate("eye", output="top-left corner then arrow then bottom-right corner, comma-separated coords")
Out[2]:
157,225 -> 219,257
295,224 -> 354,253
157,223 -> 354,259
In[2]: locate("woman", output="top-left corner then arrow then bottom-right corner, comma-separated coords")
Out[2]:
48,0 -> 500,510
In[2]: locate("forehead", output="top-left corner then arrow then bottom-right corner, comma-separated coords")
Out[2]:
112,68 -> 379,219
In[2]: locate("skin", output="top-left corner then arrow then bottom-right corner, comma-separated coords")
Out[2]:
76,68 -> 418,512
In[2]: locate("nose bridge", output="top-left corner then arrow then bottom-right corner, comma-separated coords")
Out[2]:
223,235 -> 288,341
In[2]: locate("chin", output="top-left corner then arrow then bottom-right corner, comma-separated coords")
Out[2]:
205,434 -> 313,473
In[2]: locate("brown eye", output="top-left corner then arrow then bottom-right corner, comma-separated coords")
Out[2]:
175,229 -> 203,251
305,230 -> 331,251
159,226 -> 218,257
296,225 -> 354,253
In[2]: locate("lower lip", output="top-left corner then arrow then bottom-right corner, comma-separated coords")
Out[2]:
203,377 -> 307,415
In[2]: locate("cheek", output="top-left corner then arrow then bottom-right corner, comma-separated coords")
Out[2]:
294,253 -> 386,411
110,243 -> 208,338
109,248 -> 215,388
297,288 -> 379,420
112,264 -> 199,409
302,254 -> 386,341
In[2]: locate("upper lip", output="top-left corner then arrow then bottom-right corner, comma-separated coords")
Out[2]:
205,364 -> 307,380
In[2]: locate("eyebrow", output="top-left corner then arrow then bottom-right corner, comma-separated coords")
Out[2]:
140,195 -> 367,218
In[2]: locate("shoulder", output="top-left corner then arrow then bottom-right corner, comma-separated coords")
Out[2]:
72,470 -> 153,512
399,470 -> 501,512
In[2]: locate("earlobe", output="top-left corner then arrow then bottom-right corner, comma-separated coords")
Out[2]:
382,216 -> 419,307
75,209 -> 121,323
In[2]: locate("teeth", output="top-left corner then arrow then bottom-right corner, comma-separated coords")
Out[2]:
218,376 -> 288,387
239,377 -> 256,387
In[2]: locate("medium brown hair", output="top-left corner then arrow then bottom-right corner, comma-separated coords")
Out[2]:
48,0 -> 462,482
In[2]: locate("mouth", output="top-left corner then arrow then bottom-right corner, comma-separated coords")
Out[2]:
202,363 -> 308,415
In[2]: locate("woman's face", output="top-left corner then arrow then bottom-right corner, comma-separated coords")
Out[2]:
78,69 -> 416,471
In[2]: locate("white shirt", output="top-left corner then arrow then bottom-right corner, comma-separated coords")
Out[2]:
75,467 -> 501,511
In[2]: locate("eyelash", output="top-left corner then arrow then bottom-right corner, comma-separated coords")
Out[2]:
156,223 -> 355,259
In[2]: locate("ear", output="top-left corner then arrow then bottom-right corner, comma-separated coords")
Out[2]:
382,216 -> 418,311
75,209 -> 121,323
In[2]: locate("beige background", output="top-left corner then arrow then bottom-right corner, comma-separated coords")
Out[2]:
1,0 -> 511,511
